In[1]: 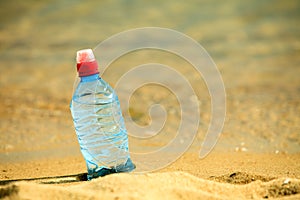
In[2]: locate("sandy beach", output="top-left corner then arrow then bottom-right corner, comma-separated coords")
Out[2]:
1,152 -> 300,199
0,0 -> 300,199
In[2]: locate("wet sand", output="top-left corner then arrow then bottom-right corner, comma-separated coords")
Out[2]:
0,0 -> 300,199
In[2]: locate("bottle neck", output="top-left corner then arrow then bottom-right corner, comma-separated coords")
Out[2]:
80,74 -> 99,82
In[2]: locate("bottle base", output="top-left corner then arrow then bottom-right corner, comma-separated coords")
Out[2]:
87,158 -> 136,180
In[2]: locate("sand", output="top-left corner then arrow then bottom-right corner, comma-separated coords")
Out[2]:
1,152 -> 300,199
1,0 -> 300,199
1,173 -> 300,200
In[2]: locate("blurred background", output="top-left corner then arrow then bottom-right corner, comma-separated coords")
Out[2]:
0,0 -> 299,163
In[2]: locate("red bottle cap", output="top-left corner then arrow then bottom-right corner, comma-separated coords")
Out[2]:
76,49 -> 99,77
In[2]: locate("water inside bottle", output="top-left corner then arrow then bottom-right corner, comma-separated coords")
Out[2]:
70,77 -> 135,179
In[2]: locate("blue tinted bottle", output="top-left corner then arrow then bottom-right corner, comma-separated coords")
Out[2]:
70,49 -> 135,180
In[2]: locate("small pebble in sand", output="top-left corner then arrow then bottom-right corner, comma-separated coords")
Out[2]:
241,147 -> 248,152
275,150 -> 280,154
283,178 -> 290,185
235,146 -> 248,152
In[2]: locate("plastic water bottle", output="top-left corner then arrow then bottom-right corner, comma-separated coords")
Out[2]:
70,49 -> 135,180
